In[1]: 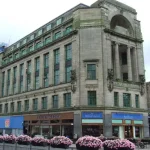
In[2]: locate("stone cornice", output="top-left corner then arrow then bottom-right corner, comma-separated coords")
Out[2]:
104,28 -> 143,43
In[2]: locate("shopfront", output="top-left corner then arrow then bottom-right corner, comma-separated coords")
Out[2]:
112,113 -> 143,139
24,112 -> 74,138
81,112 -> 103,136
0,116 -> 24,135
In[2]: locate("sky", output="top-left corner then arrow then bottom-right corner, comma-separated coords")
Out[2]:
0,0 -> 149,81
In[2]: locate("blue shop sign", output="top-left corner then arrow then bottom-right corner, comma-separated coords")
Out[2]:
112,113 -> 143,120
82,112 -> 103,119
0,116 -> 24,129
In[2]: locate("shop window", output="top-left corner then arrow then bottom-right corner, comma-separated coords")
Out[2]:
135,95 -> 139,108
88,91 -> 96,106
123,93 -> 131,107
123,73 -> 128,81
112,126 -> 119,137
51,120 -> 60,123
52,125 -> 60,136
114,92 -> 119,107
82,125 -> 103,137
135,126 -> 141,138
87,64 -> 96,80
122,52 -> 127,65
124,126 -> 133,138
62,119 -> 73,123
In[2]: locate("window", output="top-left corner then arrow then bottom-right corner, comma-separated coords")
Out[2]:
55,31 -> 61,40
7,69 -> 11,95
47,24 -> 51,31
53,95 -> 58,108
88,91 -> 96,106
64,93 -> 71,107
114,92 -> 119,107
135,95 -> 139,108
33,99 -> 38,110
54,49 -> 60,85
24,100 -> 29,111
13,67 -> 17,94
0,104 -> 2,113
27,61 -> 31,91
42,97 -> 47,110
44,53 -> 49,87
20,64 -> 24,93
29,45 -> 34,52
123,73 -> 128,81
4,103 -> 8,113
17,43 -> 20,48
123,93 -> 131,107
22,49 -> 26,55
65,44 -> 72,82
23,39 -> 26,45
56,18 -> 62,26
30,34 -> 34,40
35,41 -> 42,49
87,64 -> 96,80
2,72 -> 5,97
45,36 -> 51,44
17,101 -> 21,112
10,102 -> 14,112
14,53 -> 19,59
38,30 -> 42,36
65,26 -> 72,34
122,52 -> 127,65
8,56 -> 13,62
35,57 -> 40,89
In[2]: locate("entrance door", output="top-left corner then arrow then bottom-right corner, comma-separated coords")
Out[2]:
124,126 -> 133,138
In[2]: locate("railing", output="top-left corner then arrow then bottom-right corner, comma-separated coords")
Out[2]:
0,143 -> 76,150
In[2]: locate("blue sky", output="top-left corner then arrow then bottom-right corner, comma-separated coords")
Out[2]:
0,0 -> 149,81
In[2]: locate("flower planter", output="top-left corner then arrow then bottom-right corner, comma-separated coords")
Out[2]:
118,148 -> 130,150
4,140 -> 15,144
103,146 -> 117,150
32,141 -> 47,147
51,144 -> 69,149
18,141 -> 30,145
76,145 -> 99,150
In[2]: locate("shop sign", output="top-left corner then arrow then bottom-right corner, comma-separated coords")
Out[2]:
37,114 -> 60,120
82,112 -> 103,119
112,113 -> 143,120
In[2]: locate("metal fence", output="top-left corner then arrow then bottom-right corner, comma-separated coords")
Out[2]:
0,143 -> 76,150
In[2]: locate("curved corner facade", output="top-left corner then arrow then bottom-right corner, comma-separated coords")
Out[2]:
0,0 -> 148,139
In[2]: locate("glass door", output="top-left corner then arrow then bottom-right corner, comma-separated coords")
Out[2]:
124,126 -> 133,138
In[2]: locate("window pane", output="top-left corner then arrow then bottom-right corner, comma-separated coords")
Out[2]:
88,91 -> 96,106
64,93 -> 71,107
87,64 -> 96,80
53,95 -> 58,108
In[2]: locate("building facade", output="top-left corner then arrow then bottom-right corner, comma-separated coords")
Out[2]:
0,0 -> 148,139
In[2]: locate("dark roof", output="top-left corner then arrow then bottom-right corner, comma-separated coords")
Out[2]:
91,0 -> 137,14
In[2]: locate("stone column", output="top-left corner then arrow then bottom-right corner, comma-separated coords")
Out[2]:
60,45 -> 65,83
127,46 -> 132,81
40,54 -> 44,88
115,42 -> 121,79
16,64 -> 20,93
31,58 -> 35,90
4,70 -> 7,96
133,47 -> 139,82
23,62 -> 27,92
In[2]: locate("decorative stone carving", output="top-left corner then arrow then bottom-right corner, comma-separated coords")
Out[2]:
70,70 -> 77,93
139,75 -> 145,95
107,69 -> 114,92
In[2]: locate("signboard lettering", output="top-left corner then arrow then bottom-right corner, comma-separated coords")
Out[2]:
82,112 -> 103,119
37,114 -> 60,120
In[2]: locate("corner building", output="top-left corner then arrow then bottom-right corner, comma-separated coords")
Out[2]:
0,0 -> 148,139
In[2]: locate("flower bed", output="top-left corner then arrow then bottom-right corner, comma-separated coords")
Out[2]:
51,136 -> 73,149
76,136 -> 103,150
3,135 -> 16,144
16,135 -> 32,145
103,139 -> 135,150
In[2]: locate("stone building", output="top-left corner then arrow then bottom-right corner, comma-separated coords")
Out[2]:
0,0 -> 148,138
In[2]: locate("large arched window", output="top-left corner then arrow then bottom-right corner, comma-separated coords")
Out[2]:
110,15 -> 133,37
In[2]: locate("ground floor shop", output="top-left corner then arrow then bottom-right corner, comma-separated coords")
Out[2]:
0,116 -> 24,135
23,111 -> 148,139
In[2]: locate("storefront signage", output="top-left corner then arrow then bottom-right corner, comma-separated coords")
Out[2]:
112,113 -> 143,120
37,114 -> 60,120
82,112 -> 103,119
